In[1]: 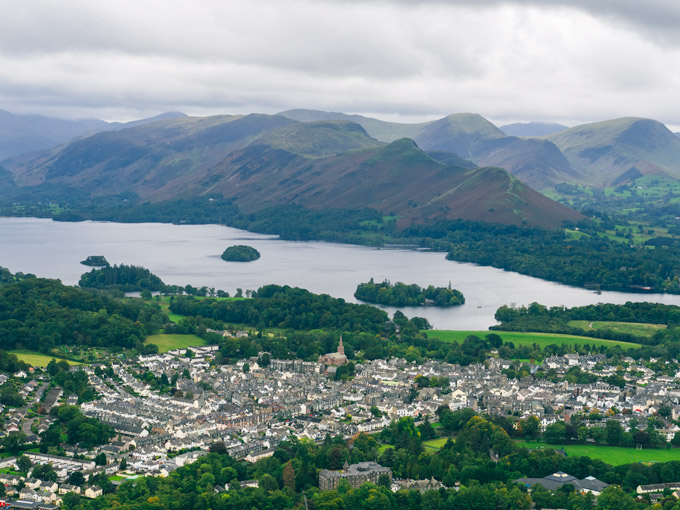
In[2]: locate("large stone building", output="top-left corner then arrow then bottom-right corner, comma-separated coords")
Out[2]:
319,461 -> 392,491
318,337 -> 348,367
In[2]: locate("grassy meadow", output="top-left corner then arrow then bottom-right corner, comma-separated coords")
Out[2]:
516,440 -> 680,465
9,350 -> 82,367
426,330 -> 640,349
567,320 -> 665,338
145,334 -> 207,353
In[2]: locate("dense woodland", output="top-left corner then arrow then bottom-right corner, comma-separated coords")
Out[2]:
0,273 -> 166,351
354,280 -> 464,307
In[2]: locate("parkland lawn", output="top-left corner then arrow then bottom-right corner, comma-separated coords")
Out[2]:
567,320 -> 666,339
423,438 -> 450,451
145,334 -> 206,353
9,350 -> 82,367
426,330 -> 640,349
516,440 -> 680,465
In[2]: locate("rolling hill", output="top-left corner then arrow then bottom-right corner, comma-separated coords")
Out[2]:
544,117 -> 680,187
2,114 -> 582,228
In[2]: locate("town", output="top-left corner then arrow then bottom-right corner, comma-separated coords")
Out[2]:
1,335 -> 679,508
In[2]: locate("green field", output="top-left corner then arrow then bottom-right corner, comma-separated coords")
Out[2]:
9,350 -> 82,367
426,330 -> 640,349
517,440 -> 680,465
567,320 -> 665,338
423,438 -> 450,451
145,334 -> 207,353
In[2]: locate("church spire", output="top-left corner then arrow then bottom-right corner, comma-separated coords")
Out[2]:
337,335 -> 345,356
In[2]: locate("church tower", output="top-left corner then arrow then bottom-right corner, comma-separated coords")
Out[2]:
337,335 -> 345,356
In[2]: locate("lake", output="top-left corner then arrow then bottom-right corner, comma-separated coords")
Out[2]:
2,217 -> 680,330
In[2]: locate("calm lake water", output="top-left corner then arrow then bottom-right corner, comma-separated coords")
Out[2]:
2,217 -> 680,330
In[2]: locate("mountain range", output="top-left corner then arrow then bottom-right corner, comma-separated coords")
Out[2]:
3,107 -> 680,230
279,110 -> 680,189
1,113 -> 582,228
0,109 -> 187,160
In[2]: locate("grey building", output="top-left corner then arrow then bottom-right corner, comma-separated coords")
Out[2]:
319,461 -> 392,491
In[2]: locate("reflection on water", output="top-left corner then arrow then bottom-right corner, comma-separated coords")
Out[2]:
2,217 -> 680,330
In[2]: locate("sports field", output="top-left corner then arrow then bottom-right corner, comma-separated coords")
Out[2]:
144,334 -> 207,353
426,330 -> 640,349
516,440 -> 680,465
9,350 -> 82,367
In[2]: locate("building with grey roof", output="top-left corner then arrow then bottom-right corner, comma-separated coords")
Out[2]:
319,461 -> 391,491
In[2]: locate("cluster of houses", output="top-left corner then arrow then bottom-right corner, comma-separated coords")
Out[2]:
5,344 -> 680,503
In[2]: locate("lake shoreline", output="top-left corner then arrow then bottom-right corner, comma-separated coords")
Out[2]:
3,217 -> 680,330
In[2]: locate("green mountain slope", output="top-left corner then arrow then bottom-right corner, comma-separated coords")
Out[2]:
2,114 -> 582,228
203,137 -> 582,228
280,109 -> 579,189
544,117 -> 680,187
7,113 -> 297,197
253,120 -> 382,157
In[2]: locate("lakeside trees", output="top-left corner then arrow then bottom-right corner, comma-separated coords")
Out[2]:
0,272 -> 166,351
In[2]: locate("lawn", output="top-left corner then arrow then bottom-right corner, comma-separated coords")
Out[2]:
567,320 -> 666,339
426,330 -> 640,349
145,334 -> 207,353
516,440 -> 680,465
423,438 -> 450,451
9,350 -> 82,367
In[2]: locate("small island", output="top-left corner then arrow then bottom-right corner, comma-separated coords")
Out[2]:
354,279 -> 465,307
80,255 -> 110,267
221,245 -> 261,262
79,264 -> 166,292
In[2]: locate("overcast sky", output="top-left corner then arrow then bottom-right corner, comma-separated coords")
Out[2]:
1,0 -> 679,129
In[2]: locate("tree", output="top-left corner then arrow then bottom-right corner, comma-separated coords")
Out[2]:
417,416 -> 436,440
17,455 -> 32,475
2,432 -> 26,454
259,473 -> 279,492
523,416 -> 540,440
282,461 -> 296,490
209,442 -> 227,454
605,420 -> 624,445
242,362 -> 250,373
378,473 -> 391,488
544,421 -> 567,444
596,486 -> 637,510
68,471 -> 86,487
95,453 -> 107,465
